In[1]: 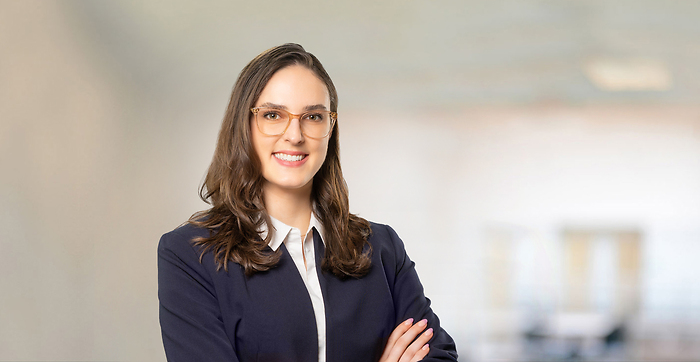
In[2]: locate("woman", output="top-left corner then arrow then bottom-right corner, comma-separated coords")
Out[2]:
158,43 -> 458,362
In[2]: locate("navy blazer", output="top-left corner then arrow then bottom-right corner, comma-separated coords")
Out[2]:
158,222 -> 458,361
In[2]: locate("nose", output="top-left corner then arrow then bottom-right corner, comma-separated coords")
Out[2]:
283,116 -> 304,144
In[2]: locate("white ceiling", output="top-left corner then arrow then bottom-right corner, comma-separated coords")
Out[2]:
66,0 -> 700,109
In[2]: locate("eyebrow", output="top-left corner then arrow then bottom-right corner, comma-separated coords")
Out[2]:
258,102 -> 328,111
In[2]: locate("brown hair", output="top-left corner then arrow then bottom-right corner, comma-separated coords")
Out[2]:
189,43 -> 372,278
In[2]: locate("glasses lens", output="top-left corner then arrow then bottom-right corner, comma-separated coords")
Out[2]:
256,108 -> 289,136
300,111 -> 332,138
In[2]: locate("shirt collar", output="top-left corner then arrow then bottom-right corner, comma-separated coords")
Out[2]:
259,212 -> 325,251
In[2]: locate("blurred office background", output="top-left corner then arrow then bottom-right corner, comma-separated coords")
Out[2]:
1,0 -> 699,361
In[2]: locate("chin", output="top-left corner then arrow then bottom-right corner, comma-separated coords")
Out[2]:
268,179 -> 313,191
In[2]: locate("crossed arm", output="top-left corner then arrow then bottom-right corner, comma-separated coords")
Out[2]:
380,318 -> 434,362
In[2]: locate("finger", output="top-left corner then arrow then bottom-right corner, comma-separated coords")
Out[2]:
410,344 -> 429,362
388,318 -> 414,347
379,318 -> 414,362
400,328 -> 433,362
391,319 -> 428,361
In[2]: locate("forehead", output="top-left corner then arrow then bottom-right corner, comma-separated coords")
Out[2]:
256,65 -> 330,108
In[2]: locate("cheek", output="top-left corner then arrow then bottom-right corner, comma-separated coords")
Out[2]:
317,140 -> 331,166
250,123 -> 268,159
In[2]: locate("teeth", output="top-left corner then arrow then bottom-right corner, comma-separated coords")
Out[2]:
274,153 -> 305,162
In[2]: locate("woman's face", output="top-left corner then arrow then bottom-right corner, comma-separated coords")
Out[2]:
251,65 -> 332,197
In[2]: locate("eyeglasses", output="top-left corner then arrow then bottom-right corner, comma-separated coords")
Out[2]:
250,107 -> 336,139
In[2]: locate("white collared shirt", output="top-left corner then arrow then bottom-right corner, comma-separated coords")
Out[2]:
260,213 -> 327,362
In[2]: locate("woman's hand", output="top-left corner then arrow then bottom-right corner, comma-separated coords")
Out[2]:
379,318 -> 433,362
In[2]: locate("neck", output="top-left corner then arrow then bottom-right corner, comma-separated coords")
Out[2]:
263,182 -> 313,232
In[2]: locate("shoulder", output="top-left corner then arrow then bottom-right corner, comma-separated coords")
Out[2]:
158,222 -> 211,261
366,221 -> 409,264
367,222 -> 404,248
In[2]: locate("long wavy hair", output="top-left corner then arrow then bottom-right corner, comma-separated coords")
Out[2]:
189,43 -> 372,278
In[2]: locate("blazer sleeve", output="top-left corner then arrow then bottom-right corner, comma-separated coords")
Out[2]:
382,224 -> 458,361
157,229 -> 239,362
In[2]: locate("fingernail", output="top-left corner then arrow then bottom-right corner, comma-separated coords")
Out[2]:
404,318 -> 414,326
418,319 -> 428,326
422,344 -> 429,350
425,328 -> 433,336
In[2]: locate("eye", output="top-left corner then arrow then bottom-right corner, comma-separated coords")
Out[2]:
303,113 -> 325,122
262,111 -> 282,120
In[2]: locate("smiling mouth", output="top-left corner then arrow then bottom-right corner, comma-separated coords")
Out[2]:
273,153 -> 307,162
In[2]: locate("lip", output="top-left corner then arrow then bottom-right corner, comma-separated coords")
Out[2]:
272,151 -> 309,167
